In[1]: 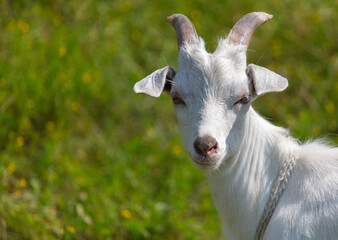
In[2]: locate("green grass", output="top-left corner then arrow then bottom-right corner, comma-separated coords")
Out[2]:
0,0 -> 337,239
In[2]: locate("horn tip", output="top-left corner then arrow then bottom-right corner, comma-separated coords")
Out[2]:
265,13 -> 273,21
166,15 -> 174,23
166,14 -> 181,24
256,12 -> 273,22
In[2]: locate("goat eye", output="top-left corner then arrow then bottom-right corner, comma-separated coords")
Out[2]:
172,97 -> 185,105
236,95 -> 250,105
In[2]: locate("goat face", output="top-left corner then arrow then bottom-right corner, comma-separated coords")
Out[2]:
170,43 -> 251,170
134,13 -> 288,171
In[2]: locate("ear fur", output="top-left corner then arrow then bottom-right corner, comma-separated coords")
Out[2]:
133,66 -> 176,97
246,64 -> 288,97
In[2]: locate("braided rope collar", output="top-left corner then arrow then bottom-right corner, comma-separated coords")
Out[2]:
254,155 -> 296,240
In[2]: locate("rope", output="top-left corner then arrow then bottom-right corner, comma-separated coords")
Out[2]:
254,155 -> 296,240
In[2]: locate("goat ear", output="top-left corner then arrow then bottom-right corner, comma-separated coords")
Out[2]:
133,66 -> 176,97
246,64 -> 288,97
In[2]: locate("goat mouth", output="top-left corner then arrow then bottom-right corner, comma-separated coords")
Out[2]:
192,156 -> 218,166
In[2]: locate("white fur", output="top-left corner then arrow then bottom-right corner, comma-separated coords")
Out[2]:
134,35 -> 338,239
208,109 -> 338,239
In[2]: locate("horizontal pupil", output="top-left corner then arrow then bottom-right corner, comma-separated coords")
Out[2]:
241,96 -> 249,102
173,97 -> 183,104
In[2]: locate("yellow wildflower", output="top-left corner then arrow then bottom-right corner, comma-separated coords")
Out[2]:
146,127 -> 155,138
14,189 -> 22,197
58,47 -> 67,57
17,20 -> 30,33
325,101 -> 335,114
82,73 -> 92,84
8,163 -> 16,173
120,1 -> 131,12
55,220 -> 62,227
19,178 -> 27,188
23,118 -> 32,130
312,125 -> 321,135
16,136 -> 24,147
66,225 -> 76,234
121,209 -> 132,219
71,102 -> 79,112
172,144 -> 182,155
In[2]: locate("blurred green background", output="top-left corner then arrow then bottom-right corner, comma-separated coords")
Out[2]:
0,0 -> 337,239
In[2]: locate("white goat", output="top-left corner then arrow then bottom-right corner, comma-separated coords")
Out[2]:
133,12 -> 338,240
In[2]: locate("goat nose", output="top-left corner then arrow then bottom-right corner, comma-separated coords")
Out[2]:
193,136 -> 218,156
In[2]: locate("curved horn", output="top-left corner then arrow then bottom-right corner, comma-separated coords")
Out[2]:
167,14 -> 198,49
227,12 -> 273,47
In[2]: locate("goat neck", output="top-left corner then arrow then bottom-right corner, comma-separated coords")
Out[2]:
207,107 -> 299,239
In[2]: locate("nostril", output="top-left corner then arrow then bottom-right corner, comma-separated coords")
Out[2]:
194,140 -> 204,155
193,136 -> 218,156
